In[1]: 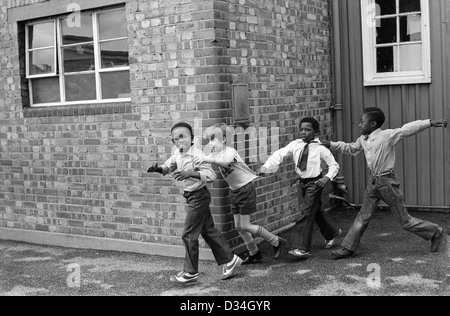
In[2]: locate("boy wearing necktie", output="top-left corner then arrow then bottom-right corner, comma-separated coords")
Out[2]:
259,117 -> 342,259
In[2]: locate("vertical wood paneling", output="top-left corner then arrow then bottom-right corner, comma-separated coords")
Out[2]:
416,85 -> 431,205
429,0 -> 446,206
444,0 -> 450,206
402,85 -> 418,205
349,0 -> 367,204
340,0 -> 358,202
337,0 -> 450,208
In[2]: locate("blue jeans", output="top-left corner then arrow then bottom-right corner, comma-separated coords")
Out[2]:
182,187 -> 234,274
290,180 -> 340,251
342,172 -> 440,252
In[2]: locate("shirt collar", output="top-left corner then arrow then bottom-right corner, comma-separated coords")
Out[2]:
176,146 -> 198,156
365,128 -> 382,141
300,138 -> 320,144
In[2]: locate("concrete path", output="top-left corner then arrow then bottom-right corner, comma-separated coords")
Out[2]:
0,209 -> 449,296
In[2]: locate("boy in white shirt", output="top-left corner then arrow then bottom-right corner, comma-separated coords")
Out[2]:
259,117 -> 342,259
194,123 -> 284,264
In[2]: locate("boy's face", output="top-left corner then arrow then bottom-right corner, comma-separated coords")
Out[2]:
207,130 -> 225,153
172,127 -> 193,153
359,114 -> 376,136
299,123 -> 318,142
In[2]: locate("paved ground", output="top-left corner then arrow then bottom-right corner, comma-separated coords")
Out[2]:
0,209 -> 449,296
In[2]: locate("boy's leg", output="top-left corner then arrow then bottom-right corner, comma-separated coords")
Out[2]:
378,177 -> 439,241
315,200 -> 340,241
182,195 -> 209,274
239,215 -> 279,247
290,182 -> 322,252
201,209 -> 235,265
200,189 -> 235,266
233,182 -> 281,248
341,182 -> 380,252
234,215 -> 259,256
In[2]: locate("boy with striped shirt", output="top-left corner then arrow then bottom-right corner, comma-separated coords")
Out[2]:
194,123 -> 284,264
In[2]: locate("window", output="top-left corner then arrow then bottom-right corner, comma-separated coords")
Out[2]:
361,0 -> 431,86
25,6 -> 130,107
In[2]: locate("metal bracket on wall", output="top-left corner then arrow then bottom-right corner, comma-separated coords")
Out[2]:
232,84 -> 250,124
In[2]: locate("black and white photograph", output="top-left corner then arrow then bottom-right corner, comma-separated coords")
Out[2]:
0,0 -> 449,301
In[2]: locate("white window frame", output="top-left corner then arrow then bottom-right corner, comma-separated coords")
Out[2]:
25,20 -> 58,79
361,0 -> 431,86
26,6 -> 131,107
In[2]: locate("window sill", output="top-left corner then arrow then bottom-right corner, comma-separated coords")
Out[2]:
23,102 -> 132,118
363,76 -> 432,87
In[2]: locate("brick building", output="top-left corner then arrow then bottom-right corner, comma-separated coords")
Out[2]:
0,0 -> 334,257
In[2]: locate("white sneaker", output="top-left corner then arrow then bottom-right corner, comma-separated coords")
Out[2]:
325,229 -> 342,249
170,271 -> 199,284
221,255 -> 243,280
288,249 -> 310,259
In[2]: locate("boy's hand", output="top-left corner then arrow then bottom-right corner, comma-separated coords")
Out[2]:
174,170 -> 195,181
193,155 -> 213,165
321,140 -> 331,149
431,119 -> 448,128
257,166 -> 268,177
147,163 -> 163,174
315,176 -> 330,189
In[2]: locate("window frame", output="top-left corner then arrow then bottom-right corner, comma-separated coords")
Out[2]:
25,6 -> 131,107
25,19 -> 58,79
361,0 -> 431,86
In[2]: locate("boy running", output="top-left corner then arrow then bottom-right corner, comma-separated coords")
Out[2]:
194,123 -> 284,264
259,117 -> 342,259
322,108 -> 448,259
147,122 -> 242,284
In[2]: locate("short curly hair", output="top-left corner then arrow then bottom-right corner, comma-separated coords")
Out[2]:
363,107 -> 386,128
300,117 -> 320,132
171,122 -> 194,138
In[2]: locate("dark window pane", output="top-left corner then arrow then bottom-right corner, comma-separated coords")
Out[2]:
29,49 -> 55,75
61,12 -> 93,45
65,74 -> 96,101
28,22 -> 54,49
376,18 -> 397,44
399,44 -> 422,71
400,15 -> 422,42
377,46 -> 395,73
400,0 -> 421,13
99,9 -> 127,40
63,44 -> 95,73
31,77 -> 60,104
101,71 -> 131,99
375,0 -> 396,16
101,40 -> 129,68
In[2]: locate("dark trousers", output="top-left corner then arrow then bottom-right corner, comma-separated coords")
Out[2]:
342,172 -> 440,252
182,187 -> 234,274
290,180 -> 340,251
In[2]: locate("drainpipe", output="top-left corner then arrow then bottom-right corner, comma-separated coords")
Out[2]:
330,0 -> 347,195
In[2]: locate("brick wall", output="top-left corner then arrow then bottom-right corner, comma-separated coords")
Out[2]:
0,0 -> 334,253
211,0 -> 335,247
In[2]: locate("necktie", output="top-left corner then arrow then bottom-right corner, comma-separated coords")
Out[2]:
298,142 -> 310,172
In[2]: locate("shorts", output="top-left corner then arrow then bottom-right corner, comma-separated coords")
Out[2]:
230,181 -> 257,216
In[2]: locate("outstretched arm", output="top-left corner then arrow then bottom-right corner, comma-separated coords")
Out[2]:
258,141 -> 295,175
322,138 -> 364,156
388,119 -> 447,146
193,150 -> 234,169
